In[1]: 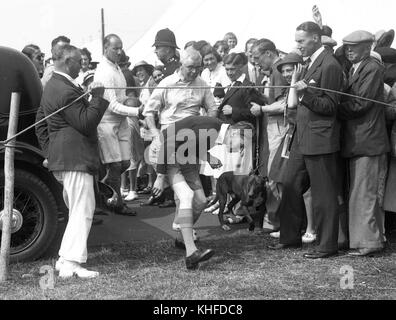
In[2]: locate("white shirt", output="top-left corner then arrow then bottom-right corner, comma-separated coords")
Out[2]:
143,71 -> 216,126
352,61 -> 363,75
200,64 -> 230,92
247,62 -> 258,84
307,46 -> 325,69
94,56 -> 139,122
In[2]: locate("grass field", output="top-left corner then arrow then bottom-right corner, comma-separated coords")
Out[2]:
1,230 -> 395,300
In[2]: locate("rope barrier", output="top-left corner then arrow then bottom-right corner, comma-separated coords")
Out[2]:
0,83 -> 394,146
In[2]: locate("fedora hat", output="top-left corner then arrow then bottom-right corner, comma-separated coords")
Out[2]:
375,29 -> 395,49
322,35 -> 337,47
153,28 -> 180,49
374,47 -> 396,64
132,61 -> 154,76
276,52 -> 303,73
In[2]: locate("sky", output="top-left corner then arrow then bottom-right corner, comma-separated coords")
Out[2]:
1,0 -> 396,64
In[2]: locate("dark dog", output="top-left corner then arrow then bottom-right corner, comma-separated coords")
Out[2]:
213,171 -> 268,231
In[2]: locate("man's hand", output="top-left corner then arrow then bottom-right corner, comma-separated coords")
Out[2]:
294,80 -> 308,92
208,155 -> 223,169
312,5 -> 323,28
89,82 -> 105,98
152,174 -> 165,198
222,105 -> 233,115
250,102 -> 262,116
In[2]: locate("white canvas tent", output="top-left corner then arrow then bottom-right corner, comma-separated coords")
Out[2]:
125,0 -> 396,66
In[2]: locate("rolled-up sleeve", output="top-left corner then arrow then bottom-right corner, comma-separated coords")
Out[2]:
203,88 -> 217,117
143,87 -> 164,117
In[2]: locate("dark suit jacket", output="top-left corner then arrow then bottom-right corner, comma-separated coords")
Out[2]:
296,48 -> 344,155
218,77 -> 266,126
157,116 -> 222,175
39,73 -> 109,175
338,57 -> 390,157
241,63 -> 264,86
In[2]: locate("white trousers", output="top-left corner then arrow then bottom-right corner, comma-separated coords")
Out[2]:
54,171 -> 95,263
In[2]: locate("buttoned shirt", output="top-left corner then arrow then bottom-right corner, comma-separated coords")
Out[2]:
307,46 -> 325,69
201,64 -> 230,92
143,71 -> 217,126
94,56 -> 139,122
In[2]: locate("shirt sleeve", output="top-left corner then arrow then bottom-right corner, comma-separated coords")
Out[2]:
203,88 -> 217,117
143,86 -> 164,117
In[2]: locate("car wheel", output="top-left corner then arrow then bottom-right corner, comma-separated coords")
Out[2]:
0,169 -> 58,262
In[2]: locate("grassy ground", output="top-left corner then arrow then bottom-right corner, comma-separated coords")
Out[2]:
1,230 -> 396,300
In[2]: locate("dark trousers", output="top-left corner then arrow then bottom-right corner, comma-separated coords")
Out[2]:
278,139 -> 340,253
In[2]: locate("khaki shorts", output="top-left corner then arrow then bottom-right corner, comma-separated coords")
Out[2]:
97,118 -> 131,164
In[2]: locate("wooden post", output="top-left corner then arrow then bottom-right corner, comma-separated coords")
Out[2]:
0,92 -> 20,282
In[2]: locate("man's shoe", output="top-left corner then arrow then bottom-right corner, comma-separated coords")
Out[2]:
268,243 -> 301,250
263,228 -> 278,234
348,248 -> 383,257
141,195 -> 163,206
114,204 -> 137,216
159,199 -> 176,208
185,249 -> 215,270
303,251 -> 338,259
124,191 -> 139,202
58,260 -> 99,279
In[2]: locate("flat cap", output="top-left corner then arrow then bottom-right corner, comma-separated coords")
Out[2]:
342,30 -> 374,45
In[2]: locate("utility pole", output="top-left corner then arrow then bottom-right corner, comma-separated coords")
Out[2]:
101,8 -> 105,55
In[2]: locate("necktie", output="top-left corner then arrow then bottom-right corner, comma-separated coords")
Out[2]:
349,67 -> 355,78
301,58 -> 311,78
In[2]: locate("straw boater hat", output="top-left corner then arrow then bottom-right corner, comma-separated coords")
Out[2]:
131,61 -> 154,76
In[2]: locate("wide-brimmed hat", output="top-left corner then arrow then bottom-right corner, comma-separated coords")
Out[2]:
374,47 -> 396,64
322,35 -> 337,47
153,28 -> 179,49
131,61 -> 154,76
276,52 -> 303,73
375,29 -> 395,49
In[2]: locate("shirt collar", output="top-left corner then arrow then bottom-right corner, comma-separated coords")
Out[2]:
352,61 -> 363,75
215,123 -> 231,144
53,71 -> 80,88
102,55 -> 121,70
306,46 -> 325,68
233,73 -> 246,84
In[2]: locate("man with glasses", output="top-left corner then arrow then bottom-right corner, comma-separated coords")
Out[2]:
94,34 -> 141,216
143,47 -> 217,248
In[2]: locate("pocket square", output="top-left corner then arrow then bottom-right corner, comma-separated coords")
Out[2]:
309,79 -> 316,84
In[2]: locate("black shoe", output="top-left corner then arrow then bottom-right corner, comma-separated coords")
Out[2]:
303,251 -> 338,259
268,243 -> 302,250
114,204 -> 137,216
159,199 -> 176,208
185,249 -> 215,270
140,196 -> 159,206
